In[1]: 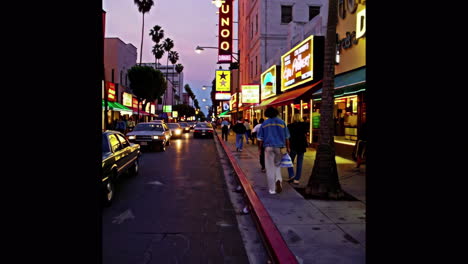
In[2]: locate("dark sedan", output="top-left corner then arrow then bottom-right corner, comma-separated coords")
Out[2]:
102,130 -> 141,207
193,122 -> 214,138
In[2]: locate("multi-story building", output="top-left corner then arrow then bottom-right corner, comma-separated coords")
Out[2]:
239,0 -> 327,85
104,37 -> 137,102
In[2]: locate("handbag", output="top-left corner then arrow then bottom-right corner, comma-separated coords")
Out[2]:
280,153 -> 294,168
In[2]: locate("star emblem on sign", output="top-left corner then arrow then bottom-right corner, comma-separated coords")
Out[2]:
220,80 -> 227,86
219,72 -> 227,79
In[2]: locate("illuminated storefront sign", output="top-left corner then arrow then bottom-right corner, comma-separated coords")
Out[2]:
172,111 -> 178,118
215,92 -> 231,100
122,92 -> 132,107
223,102 -> 230,111
260,65 -> 280,99
336,1 -> 366,74
150,103 -> 155,114
281,35 -> 324,91
106,82 -> 116,102
216,70 -> 231,91
132,98 -> 138,108
163,105 -> 172,113
218,0 -> 233,63
241,85 -> 260,104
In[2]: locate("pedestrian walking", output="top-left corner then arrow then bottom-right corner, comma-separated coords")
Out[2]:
115,117 -> 127,134
252,118 -> 265,172
257,107 -> 290,194
232,118 -> 247,151
286,114 -> 309,185
244,119 -> 252,144
221,118 -> 230,141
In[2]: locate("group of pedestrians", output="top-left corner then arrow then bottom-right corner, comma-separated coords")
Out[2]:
221,107 -> 309,195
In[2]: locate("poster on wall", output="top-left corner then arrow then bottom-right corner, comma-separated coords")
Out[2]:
122,92 -> 132,107
241,84 -> 260,104
281,35 -> 324,91
260,65 -> 280,99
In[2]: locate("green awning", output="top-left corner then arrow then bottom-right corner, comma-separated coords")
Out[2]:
219,110 -> 231,117
102,100 -> 133,115
313,67 -> 366,99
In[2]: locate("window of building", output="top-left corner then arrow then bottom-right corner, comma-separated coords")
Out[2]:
120,71 -> 123,84
309,6 -> 320,21
111,69 -> 115,82
255,56 -> 258,76
255,14 -> 258,33
281,6 -> 293,24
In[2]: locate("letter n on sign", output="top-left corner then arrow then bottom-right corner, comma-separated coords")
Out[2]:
218,0 -> 233,64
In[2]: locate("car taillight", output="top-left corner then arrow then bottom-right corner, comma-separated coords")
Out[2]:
194,130 -> 201,133
207,130 -> 213,133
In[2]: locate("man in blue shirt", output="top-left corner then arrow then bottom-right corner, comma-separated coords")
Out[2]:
257,107 -> 290,194
221,118 -> 230,141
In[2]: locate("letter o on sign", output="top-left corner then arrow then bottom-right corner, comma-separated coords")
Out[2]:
221,42 -> 230,50
221,29 -> 230,38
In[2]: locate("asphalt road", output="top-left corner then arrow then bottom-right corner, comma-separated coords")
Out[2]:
102,131 -> 253,264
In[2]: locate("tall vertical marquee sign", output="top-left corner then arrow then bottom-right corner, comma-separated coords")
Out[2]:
218,0 -> 233,64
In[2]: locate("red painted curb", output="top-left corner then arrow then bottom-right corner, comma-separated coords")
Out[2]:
215,131 -> 298,264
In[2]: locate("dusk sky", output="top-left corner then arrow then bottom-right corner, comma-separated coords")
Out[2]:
103,0 -> 239,115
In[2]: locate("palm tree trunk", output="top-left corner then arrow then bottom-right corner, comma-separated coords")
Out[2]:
139,13 -> 145,65
305,0 -> 343,199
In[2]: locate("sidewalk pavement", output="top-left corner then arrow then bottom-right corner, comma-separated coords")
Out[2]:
216,129 -> 366,264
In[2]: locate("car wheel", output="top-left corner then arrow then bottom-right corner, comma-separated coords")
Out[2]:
102,177 -> 115,207
166,140 -> 170,146
129,158 -> 139,176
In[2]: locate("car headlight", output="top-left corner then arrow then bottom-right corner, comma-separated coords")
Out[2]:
128,135 -> 136,140
175,129 -> 182,135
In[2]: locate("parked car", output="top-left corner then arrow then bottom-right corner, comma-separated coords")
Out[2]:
193,122 -> 214,138
102,130 -> 141,207
178,122 -> 191,133
167,123 -> 183,138
126,122 -> 172,151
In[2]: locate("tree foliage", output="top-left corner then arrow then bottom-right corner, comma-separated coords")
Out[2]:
172,104 -> 195,118
128,65 -> 167,112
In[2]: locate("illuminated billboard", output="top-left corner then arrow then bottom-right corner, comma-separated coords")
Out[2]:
218,0 -> 233,63
215,92 -> 231,100
260,65 -> 280,99
106,82 -> 116,102
281,35 -> 324,91
122,92 -> 132,107
215,70 -> 231,91
241,85 -> 260,104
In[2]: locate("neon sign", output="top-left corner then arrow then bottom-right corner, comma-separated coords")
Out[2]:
218,0 -> 233,63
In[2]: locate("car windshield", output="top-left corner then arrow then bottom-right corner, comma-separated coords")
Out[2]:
179,123 -> 188,127
102,134 -> 110,153
195,123 -> 212,128
167,123 -> 180,129
134,123 -> 164,131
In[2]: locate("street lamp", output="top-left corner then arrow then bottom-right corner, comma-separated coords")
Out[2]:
211,0 -> 225,8
195,45 -> 240,119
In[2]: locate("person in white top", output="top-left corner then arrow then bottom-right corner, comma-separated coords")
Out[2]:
251,118 -> 265,172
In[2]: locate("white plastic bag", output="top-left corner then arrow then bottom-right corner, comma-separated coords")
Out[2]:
280,153 -> 294,168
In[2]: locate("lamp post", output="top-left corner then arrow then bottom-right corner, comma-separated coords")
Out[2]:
195,46 -> 240,119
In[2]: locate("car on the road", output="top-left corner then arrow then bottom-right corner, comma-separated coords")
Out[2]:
167,123 -> 183,138
102,130 -> 141,207
178,122 -> 191,133
193,122 -> 214,138
126,122 -> 172,151
188,121 -> 197,130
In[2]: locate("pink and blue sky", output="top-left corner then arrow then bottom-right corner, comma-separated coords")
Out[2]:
103,0 -> 238,114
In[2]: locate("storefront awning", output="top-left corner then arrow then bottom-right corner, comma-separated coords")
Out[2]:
254,96 -> 278,109
219,110 -> 231,117
313,67 -> 366,99
128,107 -> 151,116
102,100 -> 133,115
270,80 -> 322,107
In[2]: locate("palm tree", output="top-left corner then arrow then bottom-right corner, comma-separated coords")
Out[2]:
161,38 -> 174,106
175,64 -> 184,104
305,0 -> 344,199
168,51 -> 179,105
151,43 -> 165,70
133,0 -> 155,65
149,25 -> 164,69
